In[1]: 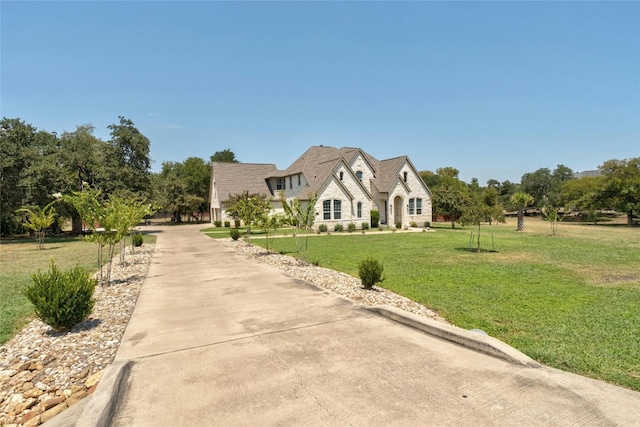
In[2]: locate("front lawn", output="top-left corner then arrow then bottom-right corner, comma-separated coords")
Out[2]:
244,218 -> 640,391
0,234 -> 156,345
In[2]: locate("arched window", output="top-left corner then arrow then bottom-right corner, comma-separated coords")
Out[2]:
357,202 -> 362,218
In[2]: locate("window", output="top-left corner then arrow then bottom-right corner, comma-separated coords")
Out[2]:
333,200 -> 342,219
276,178 -> 283,190
403,171 -> 408,183
357,202 -> 362,218
323,200 -> 331,220
408,198 -> 423,215
356,171 -> 363,181
289,176 -> 293,189
339,171 -> 344,181
298,174 -> 301,186
323,199 -> 343,220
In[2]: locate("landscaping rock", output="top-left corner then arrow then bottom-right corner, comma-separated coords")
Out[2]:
0,245 -> 154,426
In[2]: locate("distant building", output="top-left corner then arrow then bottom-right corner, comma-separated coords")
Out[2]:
574,170 -> 601,179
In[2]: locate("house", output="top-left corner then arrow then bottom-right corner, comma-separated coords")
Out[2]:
209,146 -> 432,230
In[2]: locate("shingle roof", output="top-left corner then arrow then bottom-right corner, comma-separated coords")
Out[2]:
376,156 -> 408,193
212,146 -> 413,202
212,162 -> 277,202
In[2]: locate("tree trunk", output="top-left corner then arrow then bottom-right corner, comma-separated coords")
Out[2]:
516,208 -> 524,231
72,214 -> 83,235
628,209 -> 634,226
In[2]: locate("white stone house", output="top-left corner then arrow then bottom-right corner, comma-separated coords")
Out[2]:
209,146 -> 432,229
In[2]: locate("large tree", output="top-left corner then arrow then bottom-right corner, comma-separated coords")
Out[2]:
210,148 -> 239,163
521,165 -> 574,208
598,158 -> 640,225
430,167 -> 470,228
105,116 -> 152,198
153,158 -> 210,222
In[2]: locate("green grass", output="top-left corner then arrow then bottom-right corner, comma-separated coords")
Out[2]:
242,218 -> 640,391
0,233 -> 156,345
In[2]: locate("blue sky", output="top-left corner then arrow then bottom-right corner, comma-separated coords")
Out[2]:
2,1 -> 639,184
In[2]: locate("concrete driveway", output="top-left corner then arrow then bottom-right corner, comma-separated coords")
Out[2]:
75,224 -> 639,426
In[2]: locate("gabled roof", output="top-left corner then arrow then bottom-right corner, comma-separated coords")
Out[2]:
373,156 -> 408,193
212,162 -> 277,201
212,145 -> 425,203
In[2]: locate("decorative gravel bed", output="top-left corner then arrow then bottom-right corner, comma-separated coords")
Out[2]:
0,245 -> 154,427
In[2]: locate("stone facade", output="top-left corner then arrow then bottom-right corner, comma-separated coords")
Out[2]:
209,146 -> 433,230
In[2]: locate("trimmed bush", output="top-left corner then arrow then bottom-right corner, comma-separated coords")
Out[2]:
347,223 -> 356,233
334,224 -> 344,232
358,258 -> 385,290
361,222 -> 370,230
424,221 -> 431,228
214,220 -> 222,228
395,222 -> 402,229
24,261 -> 97,331
132,232 -> 143,247
224,221 -> 230,228
318,224 -> 328,232
230,229 -> 241,240
410,221 -> 417,228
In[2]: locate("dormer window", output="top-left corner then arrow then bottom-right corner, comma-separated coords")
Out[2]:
356,171 -> 363,181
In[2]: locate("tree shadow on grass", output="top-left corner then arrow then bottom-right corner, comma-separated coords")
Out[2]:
455,247 -> 499,253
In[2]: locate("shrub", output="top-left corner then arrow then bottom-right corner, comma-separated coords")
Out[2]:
230,229 -> 241,240
334,224 -> 344,232
410,221 -> 417,228
395,222 -> 402,229
318,224 -> 328,232
358,258 -> 385,290
214,220 -> 222,228
361,222 -> 369,230
224,221 -> 230,228
347,223 -> 356,233
132,233 -> 143,247
424,221 -> 431,228
24,261 -> 97,331
371,210 -> 379,228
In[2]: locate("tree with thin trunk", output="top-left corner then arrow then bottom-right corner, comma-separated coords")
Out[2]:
16,201 -> 57,249
510,192 -> 534,231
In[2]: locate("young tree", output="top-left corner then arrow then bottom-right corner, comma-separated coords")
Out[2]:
16,201 -> 57,249
279,192 -> 318,258
459,192 -> 506,252
542,205 -> 563,237
225,191 -> 272,240
510,192 -> 534,231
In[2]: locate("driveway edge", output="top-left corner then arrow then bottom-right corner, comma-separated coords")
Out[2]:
76,360 -> 132,427
368,305 -> 541,367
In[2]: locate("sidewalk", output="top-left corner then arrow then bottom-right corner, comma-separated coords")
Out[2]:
71,224 -> 639,426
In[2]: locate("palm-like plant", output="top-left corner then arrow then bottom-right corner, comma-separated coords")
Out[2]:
510,192 -> 534,231
16,201 -> 57,249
